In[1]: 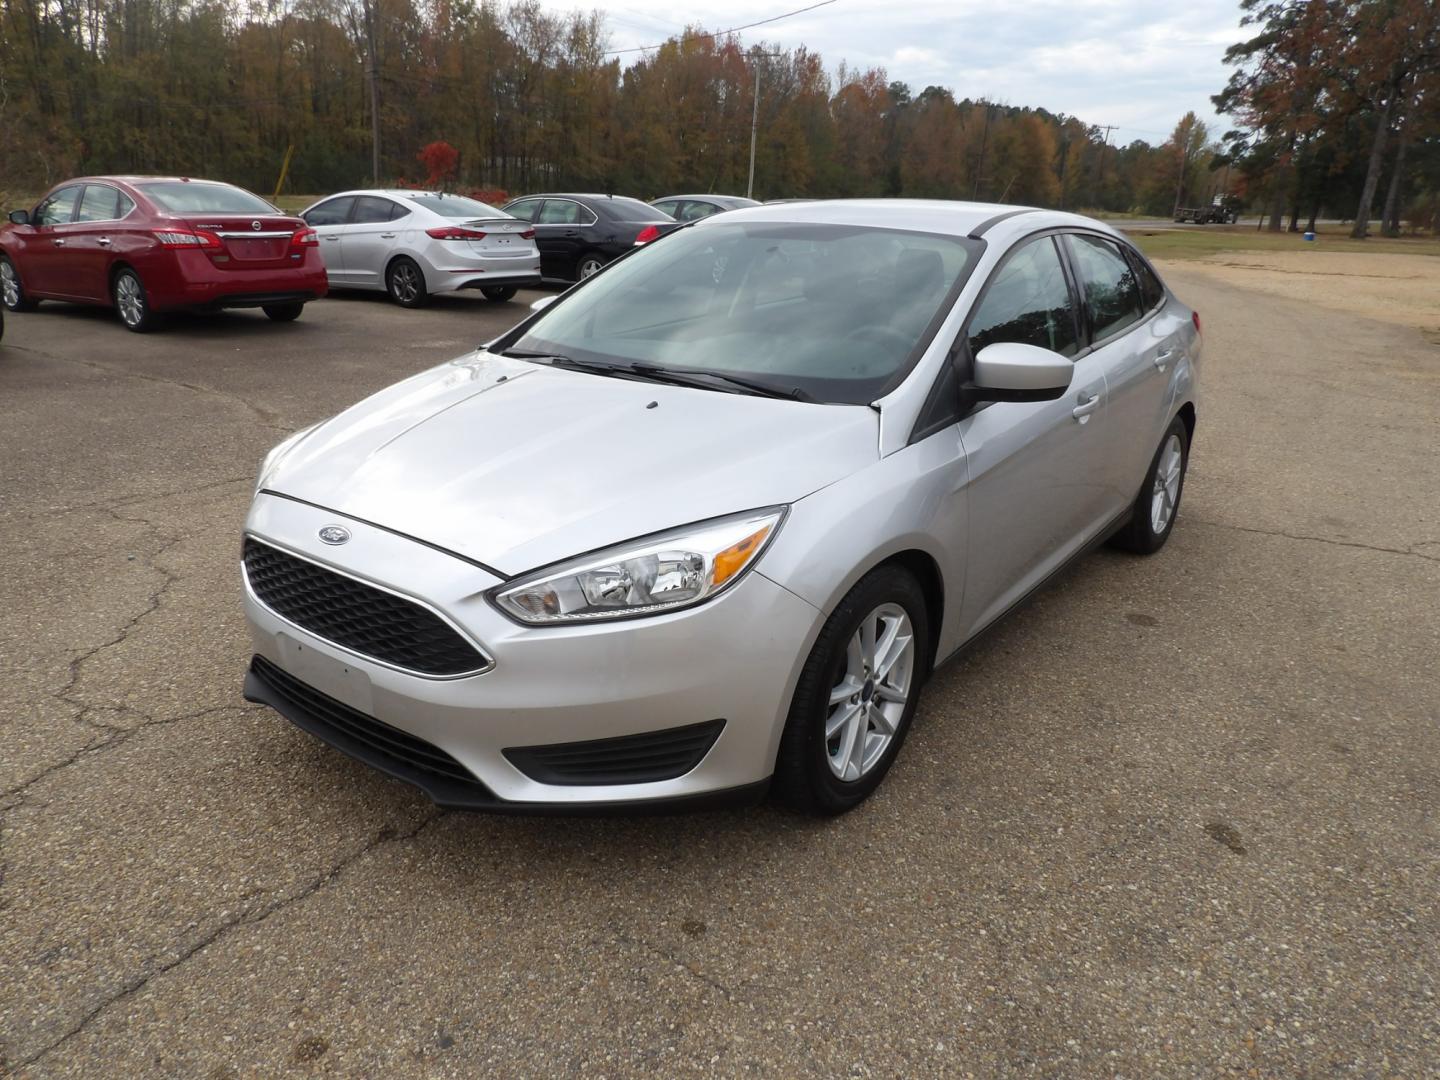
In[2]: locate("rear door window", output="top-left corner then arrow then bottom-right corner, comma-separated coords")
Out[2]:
353,196 -> 400,224
76,185 -> 127,222
1065,233 -> 1143,342
967,236 -> 1080,358
303,197 -> 355,226
1127,248 -> 1166,311
538,200 -> 581,225
35,186 -> 82,226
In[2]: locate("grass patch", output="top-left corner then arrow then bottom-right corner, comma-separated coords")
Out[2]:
1127,223 -> 1439,261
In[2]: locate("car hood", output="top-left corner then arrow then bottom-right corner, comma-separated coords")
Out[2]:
264,351 -> 878,575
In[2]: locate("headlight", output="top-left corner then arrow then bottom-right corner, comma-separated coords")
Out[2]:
255,424 -> 319,493
492,507 -> 786,625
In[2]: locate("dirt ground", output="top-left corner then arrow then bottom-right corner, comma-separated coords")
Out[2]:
1157,250 -> 1440,340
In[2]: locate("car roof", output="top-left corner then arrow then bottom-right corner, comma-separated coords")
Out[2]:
656,194 -> 757,205
693,198 -> 1125,242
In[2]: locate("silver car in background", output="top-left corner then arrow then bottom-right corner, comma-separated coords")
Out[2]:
299,190 -> 541,307
242,200 -> 1199,815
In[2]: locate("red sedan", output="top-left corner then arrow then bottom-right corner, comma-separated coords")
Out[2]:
1,176 -> 328,332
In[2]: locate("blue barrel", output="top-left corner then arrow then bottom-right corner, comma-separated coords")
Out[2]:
1303,231 -> 1316,242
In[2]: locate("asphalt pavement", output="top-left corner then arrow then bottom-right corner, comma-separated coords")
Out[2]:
1,277 -> 1436,1077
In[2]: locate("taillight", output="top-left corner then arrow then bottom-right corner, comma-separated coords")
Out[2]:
1192,310 -> 1202,335
520,229 -> 536,240
289,227 -> 318,249
426,226 -> 487,240
154,229 -> 221,250
633,225 -> 661,246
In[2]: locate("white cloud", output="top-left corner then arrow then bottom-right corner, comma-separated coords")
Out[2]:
537,0 -> 1248,141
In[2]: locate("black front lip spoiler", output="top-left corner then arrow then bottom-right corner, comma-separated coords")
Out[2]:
242,665 -> 769,816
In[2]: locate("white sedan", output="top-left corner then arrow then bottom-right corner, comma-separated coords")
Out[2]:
299,190 -> 541,307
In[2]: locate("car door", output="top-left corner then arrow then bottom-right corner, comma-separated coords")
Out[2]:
952,233 -> 1114,640
25,185 -> 84,295
67,184 -> 131,301
342,196 -> 405,290
534,199 -> 587,276
300,196 -> 355,282
1061,233 -> 1177,508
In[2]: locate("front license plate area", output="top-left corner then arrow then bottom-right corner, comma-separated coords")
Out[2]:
275,631 -> 374,715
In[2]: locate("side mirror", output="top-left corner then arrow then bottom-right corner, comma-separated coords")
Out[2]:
529,295 -> 557,313
8,210 -> 30,226
970,342 -> 1073,402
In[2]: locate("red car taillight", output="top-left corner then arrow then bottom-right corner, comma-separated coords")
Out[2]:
426,226 -> 488,240
1192,310 -> 1202,335
520,229 -> 536,240
289,227 -> 319,250
633,225 -> 661,246
154,229 -> 221,250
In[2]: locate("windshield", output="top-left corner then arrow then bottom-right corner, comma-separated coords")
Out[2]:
138,182 -> 277,215
507,222 -> 979,404
405,194 -> 506,219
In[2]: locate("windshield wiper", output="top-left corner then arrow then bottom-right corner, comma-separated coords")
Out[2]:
499,350 -> 631,377
501,350 -> 815,402
627,364 -> 817,403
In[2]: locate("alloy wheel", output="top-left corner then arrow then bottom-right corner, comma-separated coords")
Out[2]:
390,262 -> 420,303
1150,432 -> 1183,533
578,257 -> 604,279
116,274 -> 145,327
825,603 -> 915,782
1,261 -> 19,308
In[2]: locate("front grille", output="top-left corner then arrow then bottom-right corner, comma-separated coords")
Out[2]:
250,655 -> 487,794
243,537 -> 488,677
504,720 -> 725,786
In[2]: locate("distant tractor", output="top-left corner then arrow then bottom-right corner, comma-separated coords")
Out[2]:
1175,194 -> 1241,225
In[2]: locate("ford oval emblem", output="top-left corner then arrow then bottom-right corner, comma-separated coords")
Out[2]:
252,219 -> 263,231
318,525 -> 351,545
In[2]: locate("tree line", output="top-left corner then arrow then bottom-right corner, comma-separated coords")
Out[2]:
1215,0 -> 1440,236
0,0 -> 1435,234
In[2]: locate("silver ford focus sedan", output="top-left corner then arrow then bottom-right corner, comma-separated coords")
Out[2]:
242,200 -> 1199,815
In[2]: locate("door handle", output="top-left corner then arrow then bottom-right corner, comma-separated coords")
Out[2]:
1154,348 -> 1177,372
97,237 -> 111,246
380,233 -> 396,239
1071,393 -> 1101,422
564,230 -> 580,237
52,238 -> 66,247
324,235 -> 339,241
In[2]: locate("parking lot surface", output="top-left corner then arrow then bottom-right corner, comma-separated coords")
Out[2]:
1,279 -> 1437,1077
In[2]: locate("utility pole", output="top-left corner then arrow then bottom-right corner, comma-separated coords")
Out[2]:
746,50 -> 782,200
365,0 -> 380,184
972,102 -> 993,200
1095,123 -> 1116,198
1172,116 -> 1193,219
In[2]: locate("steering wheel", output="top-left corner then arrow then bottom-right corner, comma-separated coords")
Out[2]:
846,324 -> 914,351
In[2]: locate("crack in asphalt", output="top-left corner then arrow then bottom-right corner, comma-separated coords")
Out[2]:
4,342 -> 293,434
0,474 -> 252,524
613,931 -> 738,1002
1191,518 -> 1440,564
11,812 -> 443,1071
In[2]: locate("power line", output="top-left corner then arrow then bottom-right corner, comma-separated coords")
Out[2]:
602,0 -> 839,56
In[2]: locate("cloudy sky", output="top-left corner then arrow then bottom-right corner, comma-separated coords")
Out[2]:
538,0 -> 1248,144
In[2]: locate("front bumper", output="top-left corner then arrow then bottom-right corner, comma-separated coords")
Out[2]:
241,493 -> 822,809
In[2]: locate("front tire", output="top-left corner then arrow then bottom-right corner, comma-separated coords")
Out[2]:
480,285 -> 517,302
113,268 -> 158,333
1111,416 -> 1189,554
1,256 -> 37,312
773,566 -> 931,815
263,302 -> 304,322
386,257 -> 429,307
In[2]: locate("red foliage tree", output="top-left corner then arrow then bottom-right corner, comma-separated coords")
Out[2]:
417,141 -> 459,188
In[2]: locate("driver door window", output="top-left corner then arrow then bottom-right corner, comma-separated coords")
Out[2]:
967,236 -> 1079,358
35,187 -> 81,227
